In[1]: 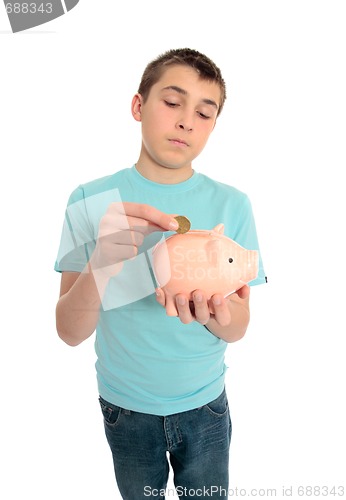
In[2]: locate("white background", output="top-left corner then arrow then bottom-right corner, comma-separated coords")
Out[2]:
1,1 -> 345,498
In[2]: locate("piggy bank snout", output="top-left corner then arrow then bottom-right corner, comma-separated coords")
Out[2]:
242,249 -> 258,281
227,248 -> 258,282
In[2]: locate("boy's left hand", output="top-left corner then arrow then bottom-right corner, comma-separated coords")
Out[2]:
156,286 -> 250,326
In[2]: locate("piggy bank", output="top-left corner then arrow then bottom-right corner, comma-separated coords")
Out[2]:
152,224 -> 259,316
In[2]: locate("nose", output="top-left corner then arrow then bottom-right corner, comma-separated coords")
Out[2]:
178,122 -> 193,132
176,110 -> 194,132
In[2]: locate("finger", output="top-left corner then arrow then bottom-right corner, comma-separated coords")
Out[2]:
120,202 -> 179,232
236,284 -> 250,300
101,210 -> 155,233
92,243 -> 138,269
104,202 -> 179,236
100,229 -> 144,246
175,294 -> 194,324
109,214 -> 162,233
128,220 -> 168,236
192,290 -> 210,325
210,294 -> 231,327
155,288 -> 166,307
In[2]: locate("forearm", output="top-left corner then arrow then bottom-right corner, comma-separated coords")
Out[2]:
56,267 -> 109,346
205,296 -> 250,343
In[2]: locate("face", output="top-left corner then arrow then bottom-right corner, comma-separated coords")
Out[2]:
132,65 -> 221,178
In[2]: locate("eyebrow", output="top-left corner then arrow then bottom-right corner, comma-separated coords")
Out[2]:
161,85 -> 219,110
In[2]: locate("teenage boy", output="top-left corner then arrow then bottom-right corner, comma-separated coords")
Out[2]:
55,48 -> 266,500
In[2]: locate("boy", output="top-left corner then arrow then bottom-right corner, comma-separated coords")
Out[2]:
55,48 -> 266,499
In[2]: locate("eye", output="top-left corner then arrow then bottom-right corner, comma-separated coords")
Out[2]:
197,111 -> 211,120
228,258 -> 234,263
164,100 -> 179,108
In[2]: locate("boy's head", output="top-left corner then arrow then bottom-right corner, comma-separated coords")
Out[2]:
138,48 -> 226,117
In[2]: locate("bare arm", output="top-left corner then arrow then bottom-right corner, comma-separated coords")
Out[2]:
55,268 -> 109,346
204,290 -> 250,342
55,202 -> 179,346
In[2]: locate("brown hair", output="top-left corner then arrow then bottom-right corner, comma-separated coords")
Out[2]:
138,48 -> 226,116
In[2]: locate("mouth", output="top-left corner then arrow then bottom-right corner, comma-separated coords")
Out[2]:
169,138 -> 189,147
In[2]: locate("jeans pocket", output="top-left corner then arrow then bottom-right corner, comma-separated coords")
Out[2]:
204,389 -> 229,417
99,396 -> 122,426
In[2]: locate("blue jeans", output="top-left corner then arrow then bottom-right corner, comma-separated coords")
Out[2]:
99,388 -> 231,499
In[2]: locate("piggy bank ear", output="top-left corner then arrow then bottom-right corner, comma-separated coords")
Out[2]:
212,223 -> 224,235
205,238 -> 222,266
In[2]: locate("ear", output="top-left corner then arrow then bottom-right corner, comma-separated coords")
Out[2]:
212,223 -> 224,235
131,93 -> 142,122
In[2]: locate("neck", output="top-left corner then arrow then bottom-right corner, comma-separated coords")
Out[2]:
135,151 -> 194,184
135,162 -> 194,184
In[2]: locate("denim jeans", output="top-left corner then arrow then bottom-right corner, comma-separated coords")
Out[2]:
99,388 -> 231,499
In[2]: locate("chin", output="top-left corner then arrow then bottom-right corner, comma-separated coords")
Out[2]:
159,155 -> 195,170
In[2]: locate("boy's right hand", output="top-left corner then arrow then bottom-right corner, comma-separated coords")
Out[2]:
89,202 -> 179,277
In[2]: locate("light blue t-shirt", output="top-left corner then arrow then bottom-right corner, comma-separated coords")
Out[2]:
55,165 -> 266,415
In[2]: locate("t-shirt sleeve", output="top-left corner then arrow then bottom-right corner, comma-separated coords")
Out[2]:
54,186 -> 96,273
231,195 -> 267,286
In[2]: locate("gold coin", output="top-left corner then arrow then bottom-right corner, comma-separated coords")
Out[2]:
174,215 -> 191,234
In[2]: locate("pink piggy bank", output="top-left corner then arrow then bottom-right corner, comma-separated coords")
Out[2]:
152,224 -> 259,316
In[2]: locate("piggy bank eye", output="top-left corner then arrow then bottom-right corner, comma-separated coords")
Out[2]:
228,258 -> 234,263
